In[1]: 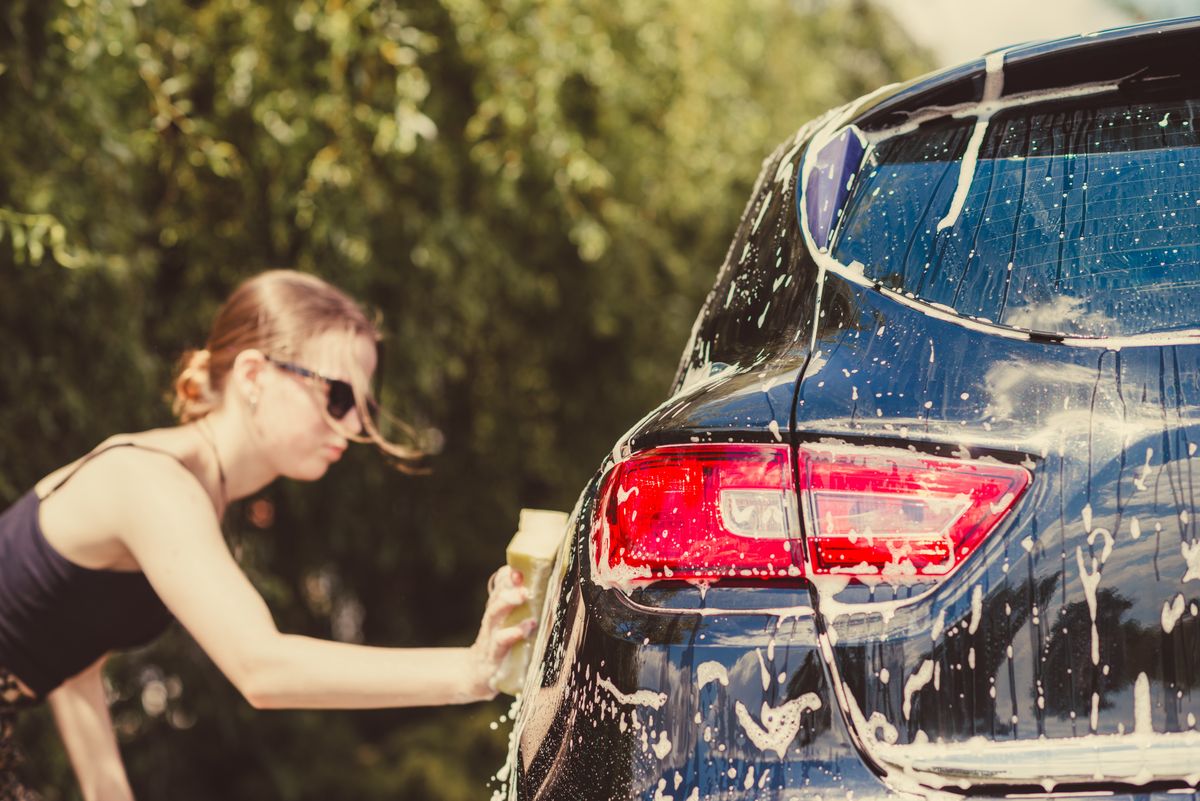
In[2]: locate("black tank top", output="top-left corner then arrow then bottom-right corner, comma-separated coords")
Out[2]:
0,443 -> 179,698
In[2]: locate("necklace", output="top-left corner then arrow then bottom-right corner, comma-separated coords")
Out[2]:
195,418 -> 228,512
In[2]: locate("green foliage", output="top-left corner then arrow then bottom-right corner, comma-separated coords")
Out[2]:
0,0 -> 930,798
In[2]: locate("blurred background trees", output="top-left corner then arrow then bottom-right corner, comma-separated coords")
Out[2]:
0,1 -> 928,798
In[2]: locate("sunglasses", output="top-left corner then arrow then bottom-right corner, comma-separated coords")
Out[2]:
264,355 -> 376,423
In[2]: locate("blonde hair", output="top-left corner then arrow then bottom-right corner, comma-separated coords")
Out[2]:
173,269 -> 425,469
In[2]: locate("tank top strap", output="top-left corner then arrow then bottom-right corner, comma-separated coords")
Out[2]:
42,442 -> 191,499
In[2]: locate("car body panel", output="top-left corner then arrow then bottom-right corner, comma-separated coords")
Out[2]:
795,276 -> 1200,782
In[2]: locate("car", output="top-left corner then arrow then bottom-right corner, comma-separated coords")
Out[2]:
500,16 -> 1200,801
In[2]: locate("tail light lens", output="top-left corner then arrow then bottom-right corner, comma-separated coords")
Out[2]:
594,445 -> 801,581
592,443 -> 1030,585
798,444 -> 1030,576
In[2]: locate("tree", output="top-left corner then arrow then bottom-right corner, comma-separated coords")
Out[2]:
0,1 -> 930,797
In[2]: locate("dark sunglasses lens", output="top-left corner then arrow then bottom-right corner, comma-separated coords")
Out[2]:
327,380 -> 357,420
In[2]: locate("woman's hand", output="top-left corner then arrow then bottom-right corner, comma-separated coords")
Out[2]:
466,566 -> 537,701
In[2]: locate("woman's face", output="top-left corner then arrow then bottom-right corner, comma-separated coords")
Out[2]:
253,330 -> 377,481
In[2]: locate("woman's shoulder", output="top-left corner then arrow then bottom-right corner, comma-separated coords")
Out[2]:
34,427 -> 216,571
35,427 -> 204,500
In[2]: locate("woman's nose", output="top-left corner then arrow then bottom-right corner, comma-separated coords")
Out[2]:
344,405 -> 365,436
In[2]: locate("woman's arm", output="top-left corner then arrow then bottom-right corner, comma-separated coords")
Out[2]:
115,452 -> 531,709
48,656 -> 136,801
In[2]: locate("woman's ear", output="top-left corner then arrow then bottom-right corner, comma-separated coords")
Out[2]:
229,348 -> 268,411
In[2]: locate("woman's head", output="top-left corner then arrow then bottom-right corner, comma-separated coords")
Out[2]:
174,270 -> 422,471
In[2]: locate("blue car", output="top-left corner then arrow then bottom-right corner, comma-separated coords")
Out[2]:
504,17 -> 1200,800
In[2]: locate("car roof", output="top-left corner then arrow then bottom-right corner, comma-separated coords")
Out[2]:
852,15 -> 1200,131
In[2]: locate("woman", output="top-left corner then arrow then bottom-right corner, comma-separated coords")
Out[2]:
0,270 -> 533,800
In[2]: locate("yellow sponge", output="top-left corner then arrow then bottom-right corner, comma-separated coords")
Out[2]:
492,508 -> 568,696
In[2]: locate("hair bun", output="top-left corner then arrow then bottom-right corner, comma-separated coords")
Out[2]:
173,348 -> 216,422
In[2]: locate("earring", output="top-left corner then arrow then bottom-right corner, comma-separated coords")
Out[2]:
249,393 -> 259,412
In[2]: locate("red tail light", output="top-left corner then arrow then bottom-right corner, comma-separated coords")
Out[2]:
595,445 -> 801,581
592,443 -> 1030,585
797,444 -> 1030,576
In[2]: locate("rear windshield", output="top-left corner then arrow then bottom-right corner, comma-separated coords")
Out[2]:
832,93 -> 1200,337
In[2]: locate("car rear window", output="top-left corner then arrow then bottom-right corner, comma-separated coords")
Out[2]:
676,137 -> 824,390
832,93 -> 1200,337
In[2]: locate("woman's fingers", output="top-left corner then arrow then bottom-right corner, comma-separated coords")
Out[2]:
481,566 -> 531,631
483,586 -> 526,628
486,566 -> 507,594
487,565 -> 523,594
491,620 -> 536,653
